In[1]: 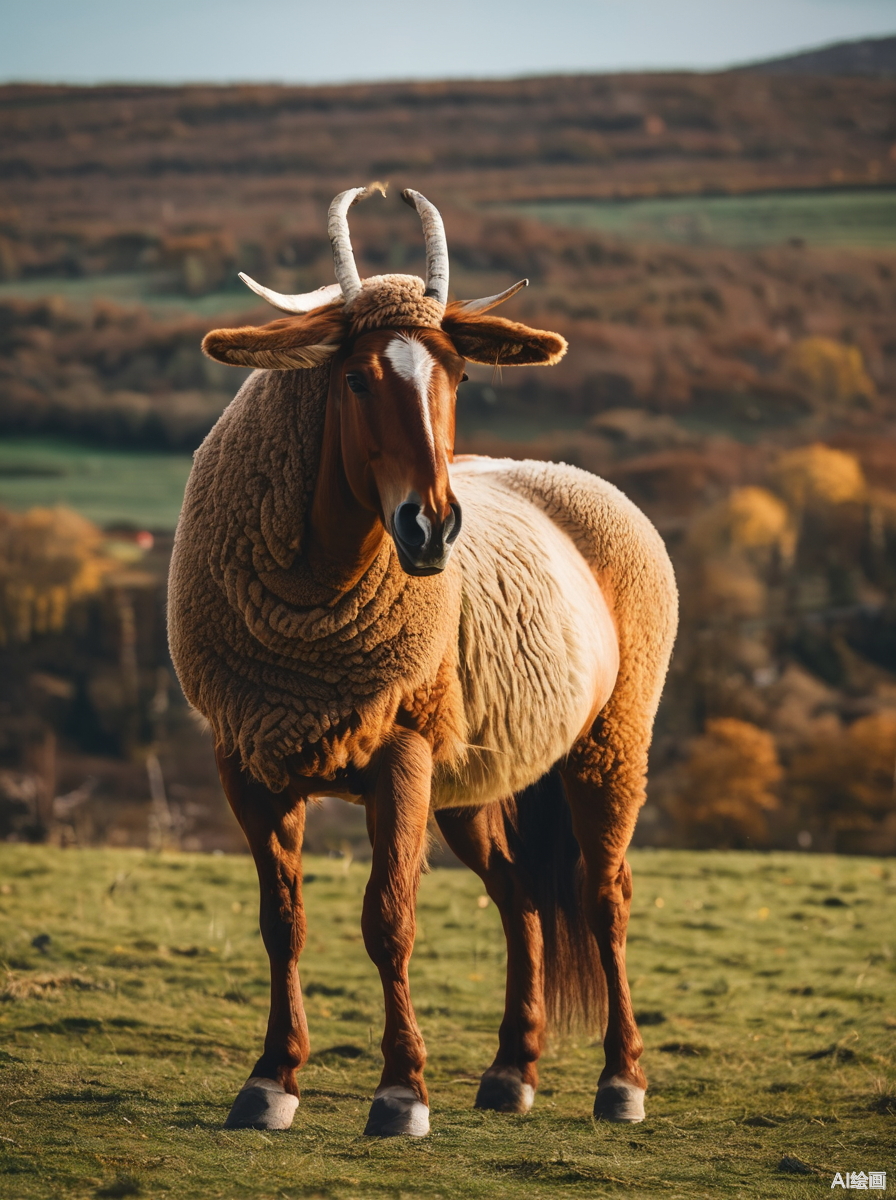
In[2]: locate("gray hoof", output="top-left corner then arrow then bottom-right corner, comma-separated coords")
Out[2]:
593,1075 -> 646,1123
364,1086 -> 430,1137
475,1066 -> 535,1114
224,1076 -> 299,1130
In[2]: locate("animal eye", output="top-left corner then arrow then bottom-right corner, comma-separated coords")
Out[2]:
460,374 -> 469,383
345,373 -> 369,395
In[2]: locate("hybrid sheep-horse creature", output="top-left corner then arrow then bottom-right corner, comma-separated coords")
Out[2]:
168,185 -> 677,1137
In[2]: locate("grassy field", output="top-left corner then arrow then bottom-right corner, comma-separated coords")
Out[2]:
512,188 -> 896,249
0,845 -> 893,1199
0,417 -> 590,533
0,276 -> 253,319
0,440 -> 194,531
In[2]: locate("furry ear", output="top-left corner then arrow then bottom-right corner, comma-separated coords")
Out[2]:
202,304 -> 347,370
441,305 -> 567,367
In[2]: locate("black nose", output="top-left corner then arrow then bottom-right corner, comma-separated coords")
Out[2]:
394,501 -> 429,551
391,501 -> 462,577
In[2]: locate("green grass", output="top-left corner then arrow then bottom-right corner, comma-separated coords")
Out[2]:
0,275 -> 253,319
0,418 -> 589,534
0,846 -> 893,1199
0,439 -> 193,531
511,188 -> 896,249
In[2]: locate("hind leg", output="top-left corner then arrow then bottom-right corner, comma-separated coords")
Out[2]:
560,714 -> 649,1124
436,804 -> 544,1114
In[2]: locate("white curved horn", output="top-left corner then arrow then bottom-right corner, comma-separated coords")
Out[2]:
238,275 -> 344,315
401,188 -> 449,307
328,186 -> 371,305
454,279 -> 529,315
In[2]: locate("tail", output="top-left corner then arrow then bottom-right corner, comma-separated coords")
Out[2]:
500,767 -> 606,1034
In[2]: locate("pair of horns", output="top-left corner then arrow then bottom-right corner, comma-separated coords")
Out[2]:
238,186 -> 528,318
326,184 -> 449,306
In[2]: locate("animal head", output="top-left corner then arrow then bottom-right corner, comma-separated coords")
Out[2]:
202,186 -> 567,576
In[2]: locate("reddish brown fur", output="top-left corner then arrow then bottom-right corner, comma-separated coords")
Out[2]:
202,304 -> 348,369
442,304 -> 567,366
361,728 -> 433,1102
341,330 -> 460,504
437,802 -> 548,1103
216,747 -> 311,1094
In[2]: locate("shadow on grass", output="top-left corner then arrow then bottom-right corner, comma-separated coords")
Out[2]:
95,1176 -> 142,1198
309,1044 -> 367,1064
46,1089 -> 128,1105
24,1017 -> 106,1033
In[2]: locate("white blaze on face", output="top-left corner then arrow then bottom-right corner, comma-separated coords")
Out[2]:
384,334 -> 436,457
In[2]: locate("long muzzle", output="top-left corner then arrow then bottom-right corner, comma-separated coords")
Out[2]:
391,497 -> 462,576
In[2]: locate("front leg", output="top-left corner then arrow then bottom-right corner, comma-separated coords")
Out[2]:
215,747 -> 308,1130
362,728 -> 432,1137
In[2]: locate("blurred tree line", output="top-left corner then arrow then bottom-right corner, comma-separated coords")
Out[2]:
2,233 -> 893,449
1,436 -> 894,854
655,441 -> 896,853
0,509 -> 241,852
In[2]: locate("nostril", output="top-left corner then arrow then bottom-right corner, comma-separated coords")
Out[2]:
444,503 -> 462,544
394,502 -> 428,550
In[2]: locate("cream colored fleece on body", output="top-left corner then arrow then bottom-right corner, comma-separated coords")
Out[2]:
168,371 -> 677,800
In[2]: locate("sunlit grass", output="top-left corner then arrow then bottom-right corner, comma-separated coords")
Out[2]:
0,274 -> 252,318
0,845 -> 893,1198
511,189 -> 896,249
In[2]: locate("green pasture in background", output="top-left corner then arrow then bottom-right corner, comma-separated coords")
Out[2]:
0,276 -> 251,319
0,440 -> 193,531
0,421 -> 592,532
0,846 -> 893,1199
512,188 -> 896,250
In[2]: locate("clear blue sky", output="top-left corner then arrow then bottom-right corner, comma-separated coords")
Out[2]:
2,0 -> 894,85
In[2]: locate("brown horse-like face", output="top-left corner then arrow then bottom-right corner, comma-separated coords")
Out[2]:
339,327 -> 466,576
201,276 -> 568,579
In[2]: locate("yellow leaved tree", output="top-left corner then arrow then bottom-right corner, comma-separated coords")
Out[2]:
785,337 -> 876,410
788,711 -> 896,834
769,444 -> 866,510
684,487 -> 795,620
666,718 -> 782,848
689,485 -> 796,561
0,506 -> 112,644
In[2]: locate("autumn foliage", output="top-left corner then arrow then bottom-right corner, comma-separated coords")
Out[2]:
0,507 -> 112,644
789,711 -> 896,835
666,718 -> 782,849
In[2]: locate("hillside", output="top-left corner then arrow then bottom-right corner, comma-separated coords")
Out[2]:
739,34 -> 896,78
1,68 -> 894,235
2,69 -> 894,441
2,69 -> 894,447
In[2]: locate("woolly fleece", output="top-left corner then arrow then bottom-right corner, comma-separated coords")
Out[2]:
169,369 -> 677,800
